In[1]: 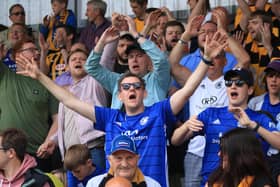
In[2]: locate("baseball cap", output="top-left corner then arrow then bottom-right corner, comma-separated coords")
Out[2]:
265,60 -> 280,73
110,135 -> 137,155
224,68 -> 254,86
125,42 -> 146,55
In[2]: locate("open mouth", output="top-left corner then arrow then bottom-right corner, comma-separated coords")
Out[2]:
230,91 -> 238,99
171,38 -> 179,43
129,94 -> 136,100
74,64 -> 83,69
132,65 -> 140,70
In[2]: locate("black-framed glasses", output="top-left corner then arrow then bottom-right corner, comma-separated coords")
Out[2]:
19,47 -> 40,53
225,80 -> 246,87
120,82 -> 142,90
11,11 -> 25,16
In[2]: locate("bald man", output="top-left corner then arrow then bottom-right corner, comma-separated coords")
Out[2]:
105,177 -> 132,187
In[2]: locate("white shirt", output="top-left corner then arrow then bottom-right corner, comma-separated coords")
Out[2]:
86,173 -> 161,187
188,76 -> 228,157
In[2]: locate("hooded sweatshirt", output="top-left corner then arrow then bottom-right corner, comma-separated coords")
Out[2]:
0,154 -> 50,187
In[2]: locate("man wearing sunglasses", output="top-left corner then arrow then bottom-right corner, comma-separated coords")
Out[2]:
14,25 -> 228,187
172,67 -> 280,187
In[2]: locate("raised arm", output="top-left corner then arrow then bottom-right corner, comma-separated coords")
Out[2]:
188,0 -> 210,21
255,0 -> 268,10
16,54 -> 95,122
236,0 -> 252,32
170,30 -> 228,115
169,15 -> 204,86
213,11 -> 250,68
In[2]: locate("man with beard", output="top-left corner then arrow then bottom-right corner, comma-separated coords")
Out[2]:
101,32 -> 135,74
163,20 -> 185,55
244,10 -> 280,95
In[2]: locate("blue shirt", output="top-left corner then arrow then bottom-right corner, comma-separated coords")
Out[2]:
3,50 -> 16,72
67,165 -> 105,187
94,98 -> 177,187
179,48 -> 237,73
261,93 -> 280,123
197,106 -> 277,186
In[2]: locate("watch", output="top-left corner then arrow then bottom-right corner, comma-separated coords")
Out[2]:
201,55 -> 213,66
135,33 -> 144,41
178,39 -> 188,46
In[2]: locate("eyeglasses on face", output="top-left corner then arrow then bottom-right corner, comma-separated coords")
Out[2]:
225,79 -> 246,87
120,82 -> 142,90
0,147 -> 6,151
19,47 -> 40,53
9,30 -> 25,35
11,11 -> 25,16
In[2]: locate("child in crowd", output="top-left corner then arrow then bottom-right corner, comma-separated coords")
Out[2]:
64,144 -> 105,187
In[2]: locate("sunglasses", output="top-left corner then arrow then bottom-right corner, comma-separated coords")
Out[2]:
225,80 -> 246,87
120,82 -> 142,90
11,11 -> 25,16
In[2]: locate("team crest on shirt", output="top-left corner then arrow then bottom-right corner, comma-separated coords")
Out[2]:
276,113 -> 280,124
215,81 -> 223,89
140,116 -> 149,126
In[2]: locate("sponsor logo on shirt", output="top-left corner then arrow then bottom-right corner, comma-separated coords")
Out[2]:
121,130 -> 148,141
201,96 -> 217,105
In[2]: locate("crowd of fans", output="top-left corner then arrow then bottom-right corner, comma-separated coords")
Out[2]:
0,0 -> 280,187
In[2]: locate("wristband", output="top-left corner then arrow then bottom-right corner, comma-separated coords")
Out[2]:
201,55 -> 213,66
135,33 -> 144,41
253,123 -> 260,132
178,39 -> 188,46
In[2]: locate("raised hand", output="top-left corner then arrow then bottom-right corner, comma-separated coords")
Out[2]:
182,15 -> 204,41
260,23 -> 272,49
145,9 -> 162,29
16,54 -> 41,79
161,7 -> 175,20
124,15 -> 137,36
112,13 -> 128,31
98,26 -> 120,45
232,30 -> 245,45
212,7 -> 228,31
204,30 -> 228,60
